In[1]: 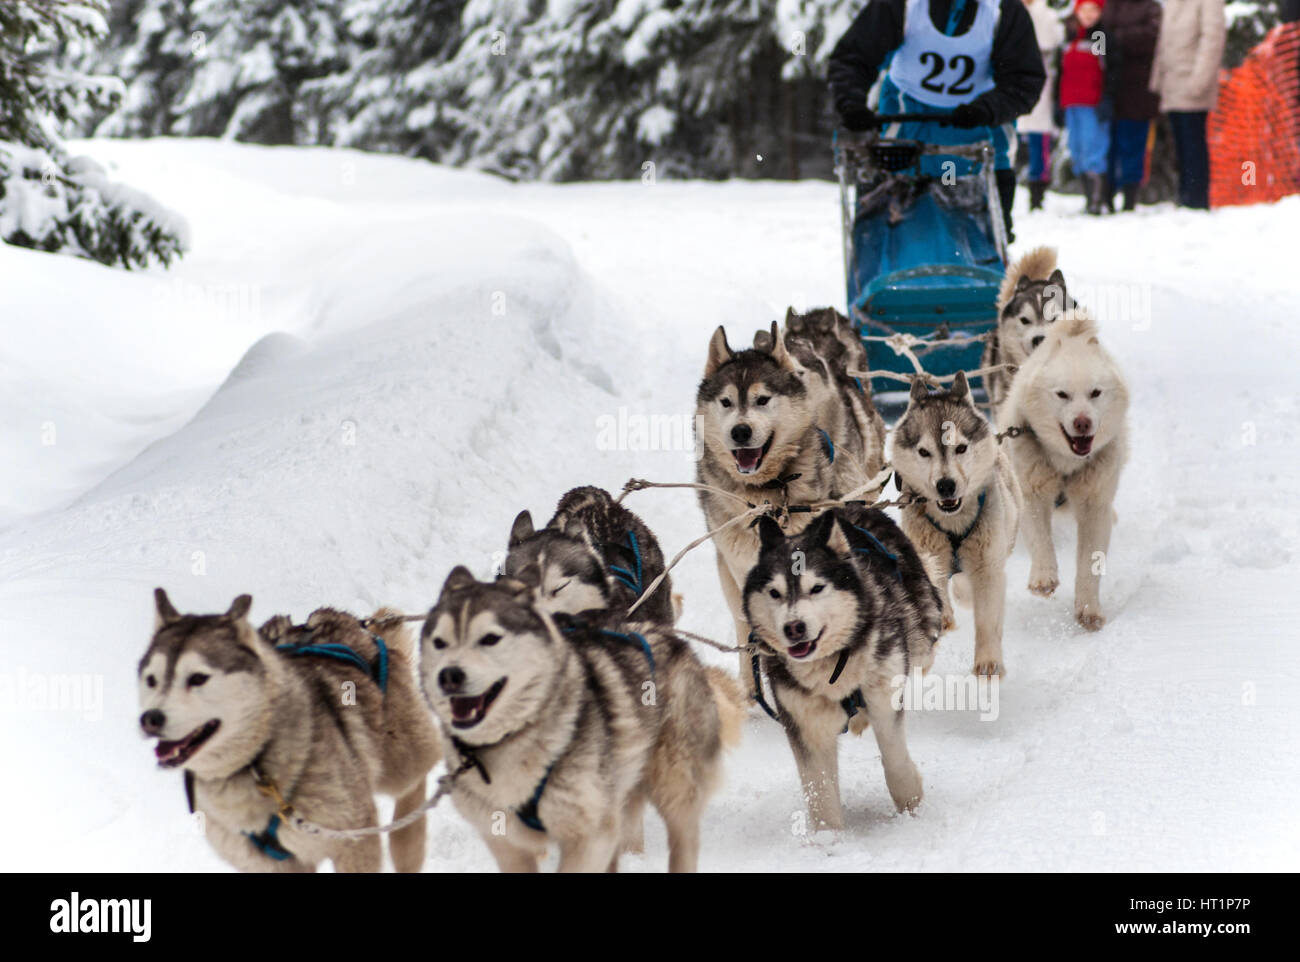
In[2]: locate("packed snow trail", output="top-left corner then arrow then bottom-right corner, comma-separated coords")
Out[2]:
0,140 -> 1295,871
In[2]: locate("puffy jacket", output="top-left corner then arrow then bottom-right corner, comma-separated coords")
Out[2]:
1149,0 -> 1227,111
828,0 -> 1047,125
1059,22 -> 1106,108
1018,0 -> 1065,132
1104,0 -> 1162,119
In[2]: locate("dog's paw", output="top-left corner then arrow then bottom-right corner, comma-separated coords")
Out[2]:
1027,572 -> 1059,597
972,658 -> 1005,678
1076,605 -> 1106,631
889,768 -> 924,814
847,714 -> 871,736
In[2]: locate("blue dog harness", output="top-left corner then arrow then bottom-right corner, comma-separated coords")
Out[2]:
607,529 -> 644,595
247,814 -> 293,861
275,632 -> 389,692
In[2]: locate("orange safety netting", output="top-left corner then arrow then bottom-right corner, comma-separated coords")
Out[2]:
1208,21 -> 1300,208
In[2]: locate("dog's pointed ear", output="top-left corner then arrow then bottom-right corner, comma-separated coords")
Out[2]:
769,321 -> 796,371
225,594 -> 252,622
757,515 -> 786,552
154,588 -> 180,628
1043,269 -> 1069,321
950,370 -> 970,402
498,577 -> 532,601
1015,274 -> 1034,292
508,510 -> 534,547
908,377 -> 929,404
705,326 -> 734,376
785,306 -> 805,335
825,515 -> 851,557
805,510 -> 836,549
441,565 -> 477,596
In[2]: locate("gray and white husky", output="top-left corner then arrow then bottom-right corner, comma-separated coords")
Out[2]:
983,247 -> 1075,411
696,314 -> 886,690
420,568 -> 743,872
1002,310 -> 1129,629
138,590 -> 442,872
742,508 -> 941,829
891,372 -> 1023,676
505,485 -> 676,625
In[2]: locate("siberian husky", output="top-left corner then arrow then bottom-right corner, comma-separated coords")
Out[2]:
742,508 -> 940,829
420,568 -> 743,872
505,485 -> 676,625
1002,310 -> 1129,629
983,247 -> 1075,411
138,591 -> 441,872
891,372 -> 1023,676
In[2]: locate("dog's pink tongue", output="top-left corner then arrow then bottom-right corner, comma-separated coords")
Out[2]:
1070,435 -> 1094,456
734,448 -> 762,471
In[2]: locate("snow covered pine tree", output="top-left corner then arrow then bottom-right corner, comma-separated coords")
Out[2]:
0,0 -> 186,268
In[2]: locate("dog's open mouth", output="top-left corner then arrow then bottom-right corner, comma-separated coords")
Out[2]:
449,678 -> 506,729
936,497 -> 963,514
155,719 -> 219,769
786,630 -> 823,660
731,437 -> 772,475
1061,427 -> 1094,456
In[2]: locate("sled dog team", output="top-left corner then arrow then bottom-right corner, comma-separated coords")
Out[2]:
138,247 -> 1128,872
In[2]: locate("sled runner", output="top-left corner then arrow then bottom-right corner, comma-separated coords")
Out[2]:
836,118 -> 1008,408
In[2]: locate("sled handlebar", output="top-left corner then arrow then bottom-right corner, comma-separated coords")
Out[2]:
872,113 -> 946,124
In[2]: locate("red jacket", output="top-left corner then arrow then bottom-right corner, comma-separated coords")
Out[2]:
1059,23 -> 1106,107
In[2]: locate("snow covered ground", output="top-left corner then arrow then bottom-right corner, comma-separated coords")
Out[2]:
2,139 -> 1297,872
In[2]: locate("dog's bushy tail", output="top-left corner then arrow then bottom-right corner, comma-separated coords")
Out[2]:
704,667 -> 745,749
998,246 -> 1058,310
367,607 -> 416,658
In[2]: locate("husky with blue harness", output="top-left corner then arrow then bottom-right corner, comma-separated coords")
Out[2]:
420,567 -> 742,872
742,507 -> 941,830
505,485 -> 677,626
137,591 -> 441,872
890,372 -> 1022,676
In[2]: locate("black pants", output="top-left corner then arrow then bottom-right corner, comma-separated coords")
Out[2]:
995,168 -> 1016,239
1167,111 -> 1210,209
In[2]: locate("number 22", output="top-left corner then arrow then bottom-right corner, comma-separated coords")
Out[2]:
919,52 -> 976,95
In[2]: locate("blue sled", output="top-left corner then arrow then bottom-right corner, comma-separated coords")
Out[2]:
837,133 -> 1008,405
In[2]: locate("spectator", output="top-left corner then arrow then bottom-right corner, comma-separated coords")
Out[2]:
1018,0 -> 1066,210
1149,0 -> 1227,209
1057,0 -> 1112,214
1104,0 -> 1162,210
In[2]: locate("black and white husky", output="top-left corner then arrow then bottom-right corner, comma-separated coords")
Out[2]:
742,508 -> 941,829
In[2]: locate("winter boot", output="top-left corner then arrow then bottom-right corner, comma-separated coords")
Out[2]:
1102,176 -> 1115,213
1029,182 -> 1047,211
1121,184 -> 1139,211
1083,174 -> 1104,215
